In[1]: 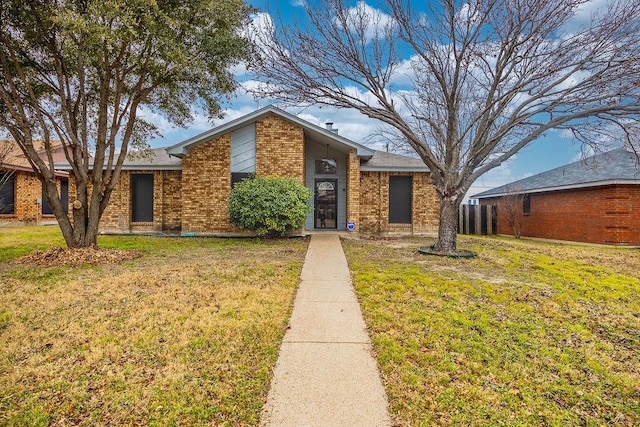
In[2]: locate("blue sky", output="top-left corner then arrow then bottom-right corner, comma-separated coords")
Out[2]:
146,0 -> 607,201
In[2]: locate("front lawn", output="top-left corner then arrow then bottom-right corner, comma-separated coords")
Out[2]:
0,226 -> 308,426
343,236 -> 640,426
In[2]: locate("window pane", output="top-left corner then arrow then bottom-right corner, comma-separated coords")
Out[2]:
389,176 -> 412,224
231,172 -> 253,187
60,180 -> 69,214
43,179 -> 69,215
523,194 -> 531,214
315,179 -> 337,229
131,174 -> 154,222
0,172 -> 15,214
315,159 -> 337,174
42,186 -> 53,215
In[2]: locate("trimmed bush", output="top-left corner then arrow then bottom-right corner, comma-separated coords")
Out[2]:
229,175 -> 313,237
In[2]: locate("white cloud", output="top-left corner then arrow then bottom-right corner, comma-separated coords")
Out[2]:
389,57 -> 416,87
245,11 -> 274,40
244,12 -> 281,59
290,0 -> 306,6
283,103 -> 383,145
562,0 -> 632,34
136,106 -> 175,136
573,0 -> 611,22
466,156 -> 525,202
455,1 -> 481,26
341,1 -> 396,42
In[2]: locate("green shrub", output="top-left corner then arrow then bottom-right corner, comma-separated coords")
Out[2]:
229,175 -> 313,237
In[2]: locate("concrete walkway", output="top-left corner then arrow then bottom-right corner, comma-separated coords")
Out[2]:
260,234 -> 391,426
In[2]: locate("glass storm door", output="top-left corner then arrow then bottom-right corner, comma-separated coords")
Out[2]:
315,179 -> 337,229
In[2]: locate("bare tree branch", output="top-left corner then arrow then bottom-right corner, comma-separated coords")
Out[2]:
250,0 -> 640,252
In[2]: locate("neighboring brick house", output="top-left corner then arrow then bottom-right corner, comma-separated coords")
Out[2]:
90,105 -> 440,235
473,147 -> 640,245
0,140 -> 69,224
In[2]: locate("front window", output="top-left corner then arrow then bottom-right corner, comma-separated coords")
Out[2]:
42,179 -> 69,215
389,176 -> 412,224
0,172 -> 15,214
315,159 -> 337,174
523,194 -> 531,214
231,172 -> 253,187
131,174 -> 154,222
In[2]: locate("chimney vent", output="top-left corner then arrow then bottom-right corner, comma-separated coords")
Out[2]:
325,122 -> 339,134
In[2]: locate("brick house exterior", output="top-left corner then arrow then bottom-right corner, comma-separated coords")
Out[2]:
87,106 -> 440,235
0,141 -> 69,224
473,147 -> 640,245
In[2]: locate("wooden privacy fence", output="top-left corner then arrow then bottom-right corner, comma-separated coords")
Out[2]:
459,204 -> 497,235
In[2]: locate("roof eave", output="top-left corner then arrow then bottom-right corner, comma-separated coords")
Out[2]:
473,179 -> 640,199
119,165 -> 182,171
54,164 -> 182,171
360,166 -> 430,172
2,164 -> 68,177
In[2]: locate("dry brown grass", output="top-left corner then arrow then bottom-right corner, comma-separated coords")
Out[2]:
0,227 -> 308,426
344,235 -> 640,426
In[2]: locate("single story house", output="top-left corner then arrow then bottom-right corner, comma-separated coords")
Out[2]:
0,140 -> 69,224
472,146 -> 640,245
77,105 -> 440,235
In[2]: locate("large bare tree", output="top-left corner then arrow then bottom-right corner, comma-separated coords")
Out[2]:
250,0 -> 640,253
0,0 -> 250,248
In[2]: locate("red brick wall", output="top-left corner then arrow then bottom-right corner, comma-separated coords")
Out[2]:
255,114 -> 305,183
180,114 -> 306,233
346,149 -> 360,225
481,184 -> 640,245
162,171 -> 182,231
181,133 -> 233,233
359,171 -> 440,235
96,170 -> 182,233
13,171 -> 41,222
0,170 -> 66,223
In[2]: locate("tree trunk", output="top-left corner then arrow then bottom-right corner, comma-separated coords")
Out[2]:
434,194 -> 459,253
48,174 -> 101,249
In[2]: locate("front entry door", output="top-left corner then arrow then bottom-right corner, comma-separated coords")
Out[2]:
315,179 -> 337,229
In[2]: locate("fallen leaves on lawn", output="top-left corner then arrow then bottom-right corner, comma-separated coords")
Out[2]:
17,246 -> 140,266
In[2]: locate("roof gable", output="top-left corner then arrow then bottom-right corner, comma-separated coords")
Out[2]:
165,105 -> 374,158
1,140 -> 69,177
473,147 -> 640,198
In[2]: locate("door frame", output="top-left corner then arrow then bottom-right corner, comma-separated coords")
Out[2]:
314,178 -> 338,229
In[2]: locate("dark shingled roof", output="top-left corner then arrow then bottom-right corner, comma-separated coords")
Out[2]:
121,148 -> 429,172
473,147 -> 640,199
121,148 -> 182,169
361,150 -> 429,171
55,147 -> 182,170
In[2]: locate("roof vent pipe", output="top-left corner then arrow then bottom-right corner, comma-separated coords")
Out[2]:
325,122 -> 339,134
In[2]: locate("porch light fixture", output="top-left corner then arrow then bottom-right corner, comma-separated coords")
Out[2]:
323,145 -> 331,173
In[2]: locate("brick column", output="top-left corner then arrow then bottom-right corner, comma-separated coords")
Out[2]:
346,149 -> 360,229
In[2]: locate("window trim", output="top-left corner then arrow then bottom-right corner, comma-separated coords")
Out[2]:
131,173 -> 154,223
42,179 -> 69,215
523,193 -> 531,215
389,175 -> 413,224
315,158 -> 338,175
0,171 -> 15,215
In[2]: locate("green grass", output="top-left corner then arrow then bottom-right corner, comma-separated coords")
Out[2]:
0,225 -> 67,262
0,226 -> 308,426
343,236 -> 640,426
